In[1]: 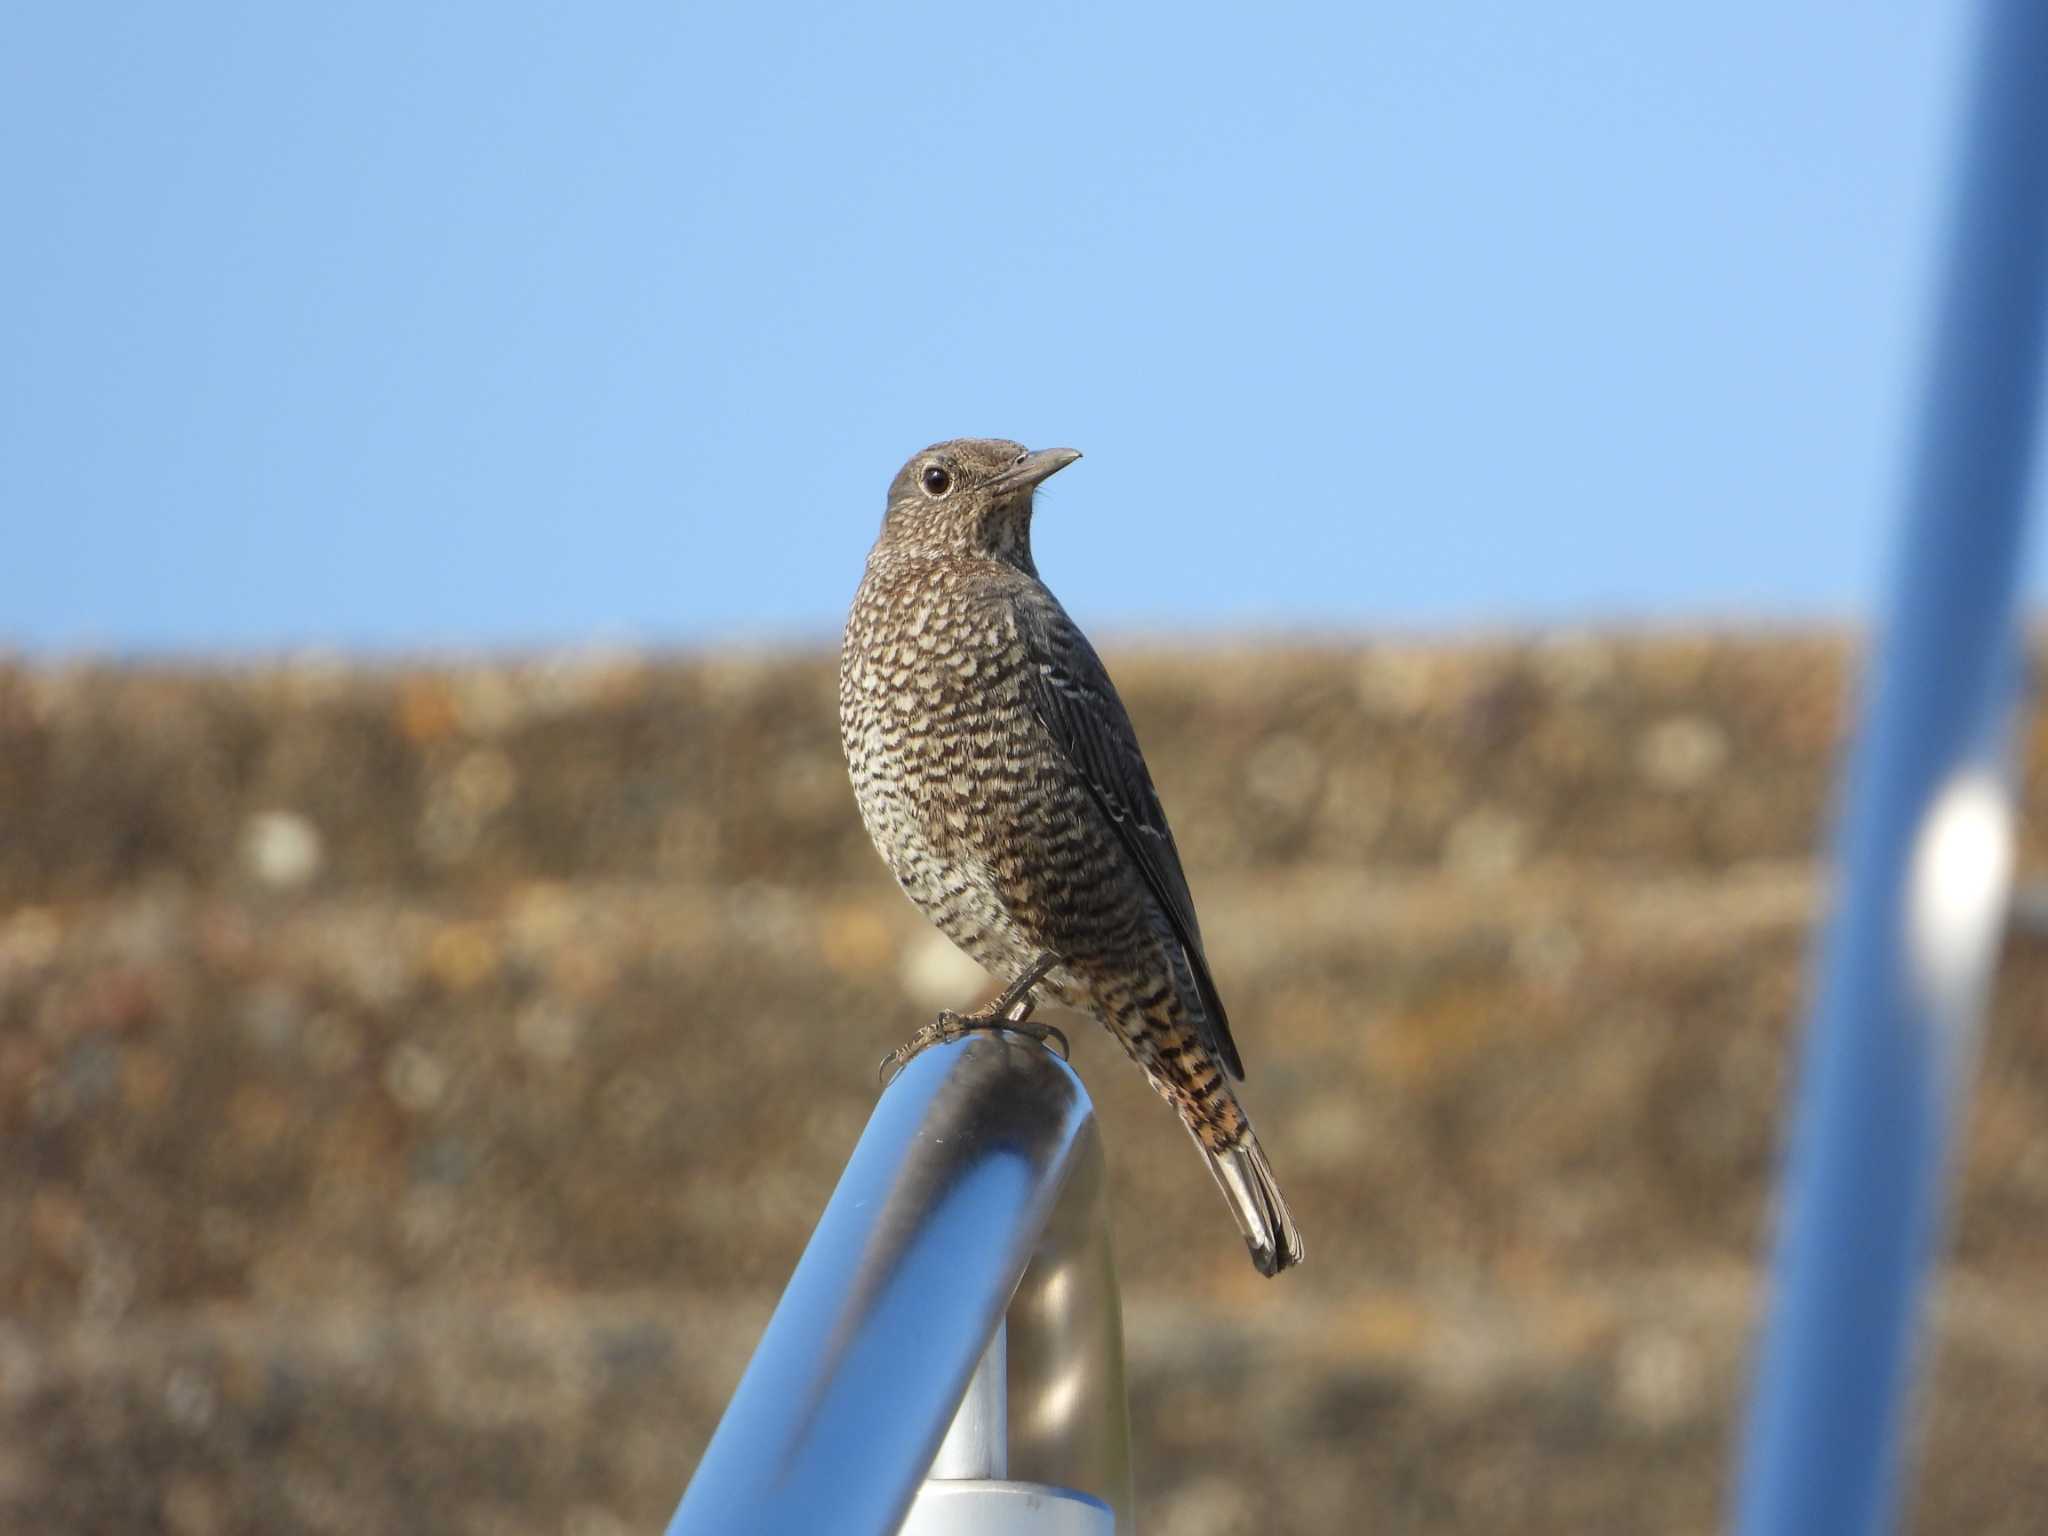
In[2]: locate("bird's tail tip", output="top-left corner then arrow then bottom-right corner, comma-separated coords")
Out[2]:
1205,1131 -> 1305,1277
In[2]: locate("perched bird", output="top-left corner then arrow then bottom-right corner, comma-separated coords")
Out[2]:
839,438 -> 1304,1276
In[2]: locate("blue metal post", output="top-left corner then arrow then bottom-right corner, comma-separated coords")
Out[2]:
668,1032 -> 1126,1536
1733,2 -> 2048,1532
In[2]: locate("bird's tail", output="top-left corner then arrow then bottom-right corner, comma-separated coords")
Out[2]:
1105,984 -> 1304,1275
1197,1124 -> 1305,1277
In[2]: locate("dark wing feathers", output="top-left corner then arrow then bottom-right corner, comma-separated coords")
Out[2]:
1018,595 -> 1245,1080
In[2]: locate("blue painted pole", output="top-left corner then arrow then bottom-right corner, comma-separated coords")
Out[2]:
667,1032 -> 1124,1536
1733,3 -> 2048,1532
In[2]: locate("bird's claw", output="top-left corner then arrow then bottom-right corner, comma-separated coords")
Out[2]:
1012,1018 -> 1071,1061
878,953 -> 1069,1084
877,1013 -> 1071,1083
877,1016 -> 958,1084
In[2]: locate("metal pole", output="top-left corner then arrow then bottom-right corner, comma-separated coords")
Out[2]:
1733,3 -> 2048,1532
927,1324 -> 1008,1482
668,1032 -> 1129,1536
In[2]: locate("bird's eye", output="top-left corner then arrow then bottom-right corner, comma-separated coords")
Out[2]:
920,464 -> 953,497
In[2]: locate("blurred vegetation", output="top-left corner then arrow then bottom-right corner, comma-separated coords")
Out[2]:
4,636 -> 2046,1534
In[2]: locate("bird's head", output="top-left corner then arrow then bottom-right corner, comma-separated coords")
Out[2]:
877,438 -> 1082,571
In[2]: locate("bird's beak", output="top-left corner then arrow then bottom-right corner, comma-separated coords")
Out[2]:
983,446 -> 1082,496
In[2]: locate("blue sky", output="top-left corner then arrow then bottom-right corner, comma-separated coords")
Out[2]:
0,4 -> 2001,652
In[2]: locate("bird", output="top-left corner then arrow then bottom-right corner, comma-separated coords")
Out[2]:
838,438 -> 1304,1276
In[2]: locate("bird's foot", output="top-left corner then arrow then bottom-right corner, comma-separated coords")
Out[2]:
879,952 -> 1067,1082
983,950 -> 1063,1026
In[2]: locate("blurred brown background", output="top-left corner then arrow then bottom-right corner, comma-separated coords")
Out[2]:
5,634 -> 2047,1534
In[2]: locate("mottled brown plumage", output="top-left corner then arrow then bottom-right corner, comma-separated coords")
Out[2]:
839,438 -> 1303,1275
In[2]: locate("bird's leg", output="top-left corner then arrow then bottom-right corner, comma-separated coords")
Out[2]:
880,952 -> 1068,1080
981,950 -> 1064,1027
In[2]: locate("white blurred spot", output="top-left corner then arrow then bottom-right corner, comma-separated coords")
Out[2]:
1243,732 -> 1322,815
383,1043 -> 448,1113
164,1367 -> 218,1432
1638,714 -> 1729,791
1616,1328 -> 1702,1429
240,811 -> 323,889
1907,768 -> 2014,1021
900,932 -> 990,1011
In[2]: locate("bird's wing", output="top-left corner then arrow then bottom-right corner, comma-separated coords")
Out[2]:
1016,590 -> 1245,1080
